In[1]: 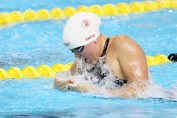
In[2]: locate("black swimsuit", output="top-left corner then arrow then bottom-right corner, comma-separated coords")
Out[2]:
88,38 -> 127,87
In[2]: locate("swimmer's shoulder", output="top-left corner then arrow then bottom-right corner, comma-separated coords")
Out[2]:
110,35 -> 141,49
111,35 -> 134,44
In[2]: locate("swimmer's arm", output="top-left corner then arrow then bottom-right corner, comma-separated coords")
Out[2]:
54,78 -> 145,98
115,36 -> 149,81
69,81 -> 146,98
60,80 -> 146,97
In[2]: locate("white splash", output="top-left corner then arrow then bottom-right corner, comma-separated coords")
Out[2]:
143,81 -> 177,101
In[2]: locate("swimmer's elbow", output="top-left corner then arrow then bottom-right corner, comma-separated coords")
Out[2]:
70,63 -> 77,75
127,74 -> 149,83
70,69 -> 75,75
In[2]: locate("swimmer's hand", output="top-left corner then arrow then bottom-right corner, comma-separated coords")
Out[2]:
54,78 -> 96,92
54,78 -> 75,91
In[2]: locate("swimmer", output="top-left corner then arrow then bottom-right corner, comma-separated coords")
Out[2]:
54,12 -> 149,98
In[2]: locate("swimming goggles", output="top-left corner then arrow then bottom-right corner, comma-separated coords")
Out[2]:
71,46 -> 84,53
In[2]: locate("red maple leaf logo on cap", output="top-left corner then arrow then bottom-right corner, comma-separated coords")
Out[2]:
82,19 -> 91,28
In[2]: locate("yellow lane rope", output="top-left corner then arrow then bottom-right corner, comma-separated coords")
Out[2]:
0,0 -> 176,27
0,54 -> 170,80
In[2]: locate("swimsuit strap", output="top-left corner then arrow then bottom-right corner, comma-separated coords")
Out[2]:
101,38 -> 110,57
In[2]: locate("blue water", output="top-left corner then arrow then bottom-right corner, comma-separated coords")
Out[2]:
0,0 -> 177,117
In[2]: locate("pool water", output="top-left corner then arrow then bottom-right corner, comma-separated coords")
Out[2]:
0,0 -> 177,117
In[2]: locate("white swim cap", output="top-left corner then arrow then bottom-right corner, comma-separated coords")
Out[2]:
62,12 -> 101,49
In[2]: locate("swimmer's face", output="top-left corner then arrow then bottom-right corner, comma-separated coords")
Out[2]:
74,41 -> 99,64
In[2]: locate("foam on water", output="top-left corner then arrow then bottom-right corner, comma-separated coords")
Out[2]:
144,81 -> 177,101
